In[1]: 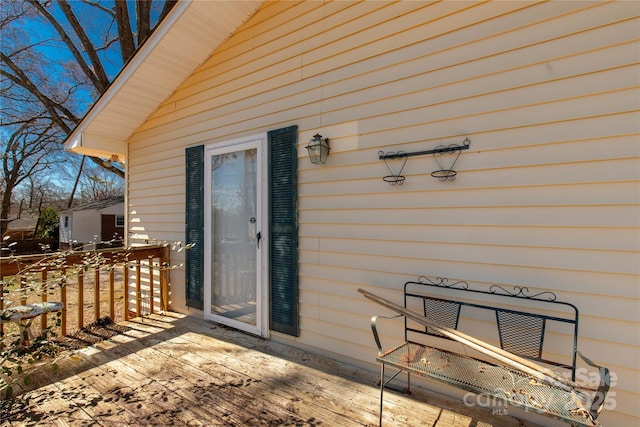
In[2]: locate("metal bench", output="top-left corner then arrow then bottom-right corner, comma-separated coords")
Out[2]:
360,277 -> 610,426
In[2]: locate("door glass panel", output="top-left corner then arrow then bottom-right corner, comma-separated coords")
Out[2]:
211,148 -> 257,326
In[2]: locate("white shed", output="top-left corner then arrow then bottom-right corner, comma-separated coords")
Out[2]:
59,196 -> 125,250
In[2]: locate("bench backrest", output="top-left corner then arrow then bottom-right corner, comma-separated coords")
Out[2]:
403,276 -> 580,381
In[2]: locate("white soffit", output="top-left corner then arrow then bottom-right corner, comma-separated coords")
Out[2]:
64,0 -> 262,160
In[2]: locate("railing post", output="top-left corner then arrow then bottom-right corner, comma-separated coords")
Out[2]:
77,269 -> 84,330
109,268 -> 115,321
41,270 -> 48,330
0,280 -> 4,344
148,255 -> 154,314
61,267 -> 67,336
124,262 -> 130,321
161,245 -> 170,312
94,267 -> 100,321
136,261 -> 141,318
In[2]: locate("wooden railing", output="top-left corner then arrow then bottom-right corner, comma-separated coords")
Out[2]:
0,245 -> 169,339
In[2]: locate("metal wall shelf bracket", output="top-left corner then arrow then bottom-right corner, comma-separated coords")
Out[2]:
378,138 -> 470,184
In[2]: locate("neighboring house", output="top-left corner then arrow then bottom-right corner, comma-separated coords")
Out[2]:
2,213 -> 38,240
63,1 -> 639,425
59,196 -> 125,250
1,213 -> 40,254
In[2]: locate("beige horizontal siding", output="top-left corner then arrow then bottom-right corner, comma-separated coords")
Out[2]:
126,1 -> 640,424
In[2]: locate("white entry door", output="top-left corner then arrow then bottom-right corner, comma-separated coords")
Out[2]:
203,137 -> 266,336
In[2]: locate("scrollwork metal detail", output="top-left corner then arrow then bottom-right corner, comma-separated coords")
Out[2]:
489,285 -> 557,301
418,276 -> 469,290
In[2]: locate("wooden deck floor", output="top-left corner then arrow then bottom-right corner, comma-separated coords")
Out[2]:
3,313 -> 536,426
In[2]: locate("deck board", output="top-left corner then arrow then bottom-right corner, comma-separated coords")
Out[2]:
3,312 -> 539,426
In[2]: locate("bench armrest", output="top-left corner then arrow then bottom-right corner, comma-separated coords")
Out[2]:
577,351 -> 611,420
370,314 -> 403,355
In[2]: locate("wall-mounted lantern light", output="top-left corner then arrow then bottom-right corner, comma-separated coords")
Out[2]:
306,133 -> 330,165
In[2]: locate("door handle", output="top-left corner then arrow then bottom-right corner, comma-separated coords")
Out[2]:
256,231 -> 261,249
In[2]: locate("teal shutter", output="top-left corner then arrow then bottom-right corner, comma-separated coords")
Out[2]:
185,145 -> 204,310
268,125 -> 299,336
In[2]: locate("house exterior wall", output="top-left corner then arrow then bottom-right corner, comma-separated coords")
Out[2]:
70,209 -> 102,247
125,1 -> 639,424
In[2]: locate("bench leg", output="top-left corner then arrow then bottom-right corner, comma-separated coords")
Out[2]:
379,363 -> 385,427
407,370 -> 411,394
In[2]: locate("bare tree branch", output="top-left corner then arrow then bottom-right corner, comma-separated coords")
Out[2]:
160,0 -> 178,22
1,52 -> 77,133
88,155 -> 124,179
25,0 -> 108,93
57,0 -> 110,91
114,1 -> 135,62
96,36 -> 120,53
137,0 -> 151,45
79,0 -> 115,18
67,155 -> 85,208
